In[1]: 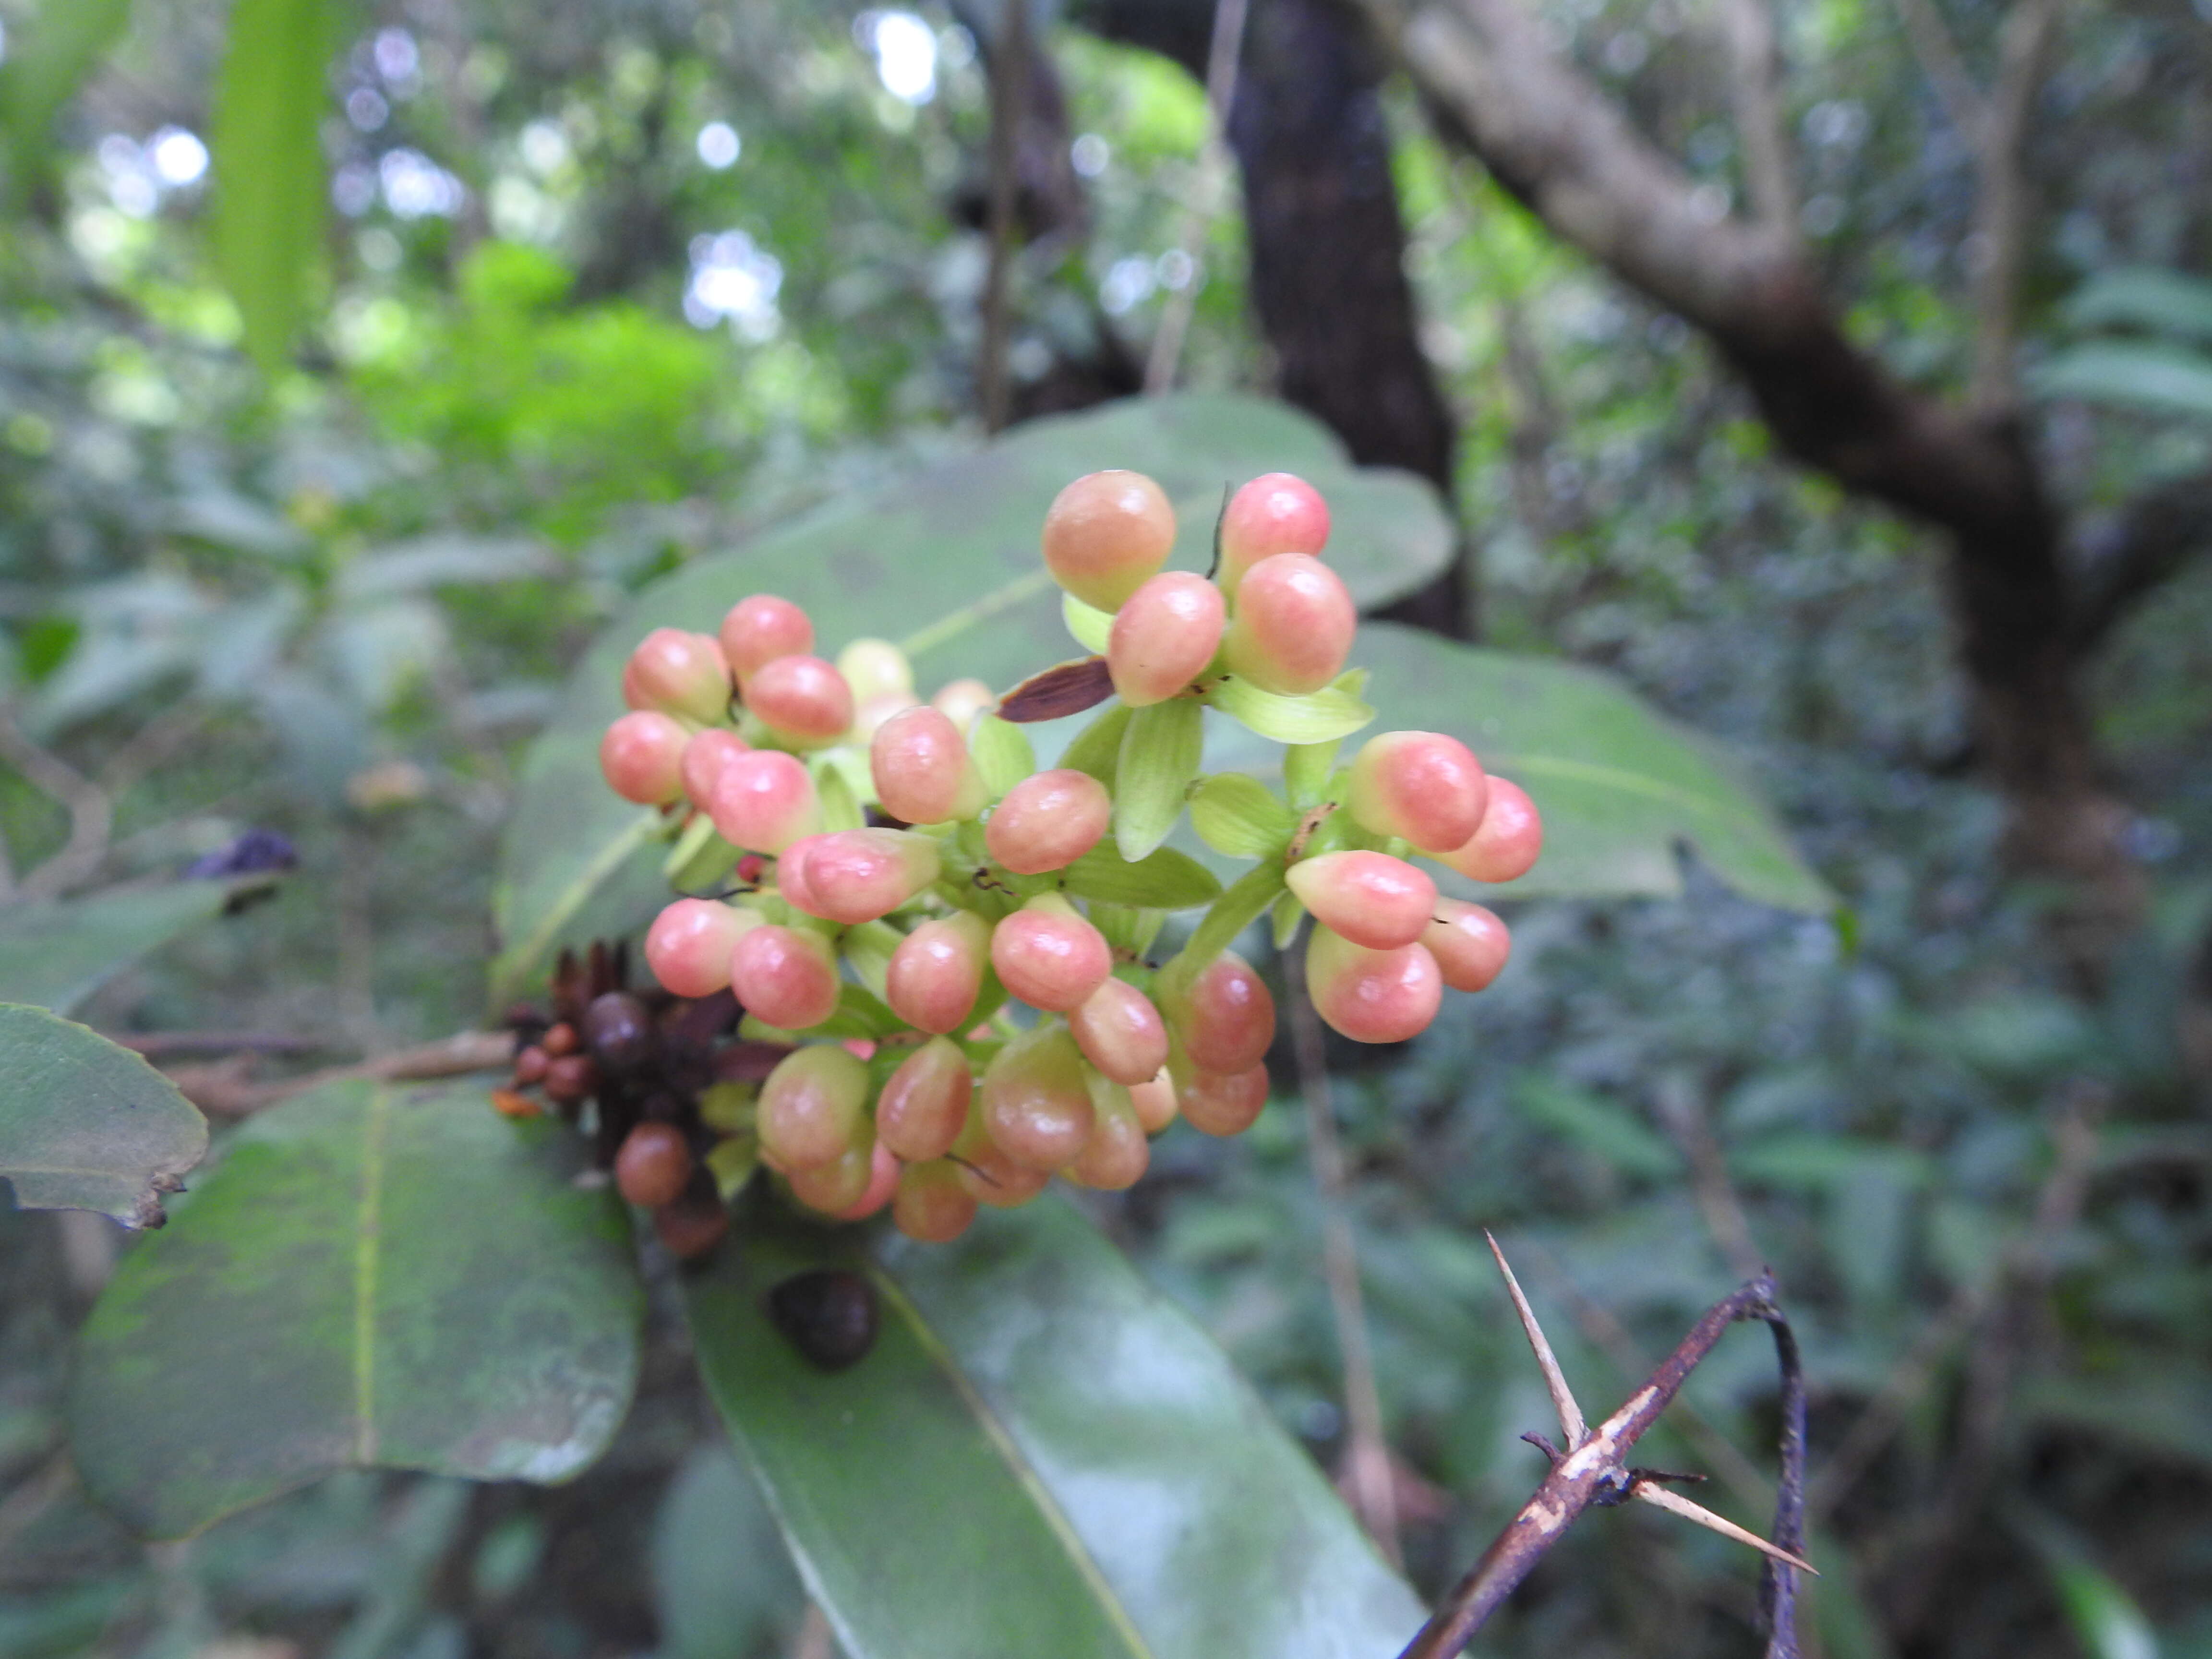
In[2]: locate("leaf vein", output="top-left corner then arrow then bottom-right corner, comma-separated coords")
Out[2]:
352,1083 -> 391,1467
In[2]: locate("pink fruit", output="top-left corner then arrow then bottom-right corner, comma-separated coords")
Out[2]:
757,1045 -> 870,1170
1221,554 -> 1355,695
1069,977 -> 1170,1086
894,1159 -> 980,1241
708,749 -> 820,854
1347,730 -> 1490,854
1431,776 -> 1544,883
986,769 -> 1111,874
1161,949 -> 1275,1075
876,1036 -> 975,1162
600,710 -> 690,805
989,897 -> 1113,1013
1284,851 -> 1438,950
1107,572 -> 1225,707
1180,1064 -> 1270,1136
745,655 -> 854,746
1219,473 -> 1330,598
979,1025 -> 1095,1171
644,898 -> 762,997
679,728 -> 752,811
885,913 -> 991,1034
1424,899 -> 1512,992
730,925 -> 842,1030
799,829 -> 943,924
871,706 -> 988,824
627,628 -> 733,723
1040,470 -> 1177,611
719,595 -> 814,685
1306,928 -> 1443,1044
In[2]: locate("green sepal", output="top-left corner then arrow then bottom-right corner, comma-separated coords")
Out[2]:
705,1134 -> 761,1200
661,811 -> 721,881
1203,676 -> 1375,744
1089,903 -> 1166,959
1190,774 -> 1297,858
1061,591 -> 1114,654
1284,739 -> 1341,808
1113,699 -> 1204,861
969,714 -> 1036,797
840,921 -> 903,998
1060,842 -> 1222,910
1271,890 -> 1306,951
1060,703 -> 1133,788
815,763 -> 866,833
1160,861 -> 1287,998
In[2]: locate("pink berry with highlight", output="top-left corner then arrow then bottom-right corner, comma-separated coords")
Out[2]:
831,1141 -> 902,1221
1069,977 -> 1170,1086
1180,1064 -> 1270,1137
980,1026 -> 1095,1171
1221,553 -> 1355,694
1284,851 -> 1438,950
1065,1086 -> 1149,1190
720,595 -> 814,685
798,829 -> 942,924
757,1045 -> 869,1171
1107,572 -> 1224,707
644,898 -> 761,997
1348,731 -> 1490,854
1306,928 -> 1443,1045
789,1146 -> 875,1215
1041,470 -> 1177,611
627,628 -> 733,723
986,769 -> 1111,874
871,706 -> 988,824
989,896 -> 1112,1013
730,925 -> 842,1031
707,750 -> 820,854
885,912 -> 990,1034
745,655 -> 854,746
1425,899 -> 1512,992
1432,776 -> 1545,883
600,710 -> 690,805
679,728 -> 751,811
876,1036 -> 975,1162
1162,950 -> 1275,1075
1219,472 -> 1330,599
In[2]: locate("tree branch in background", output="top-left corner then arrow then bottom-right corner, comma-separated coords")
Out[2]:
1967,0 -> 2063,409
2068,472 -> 2212,653
1719,0 -> 1798,234
158,1028 -> 517,1117
1143,0 -> 1249,393
1887,0 -> 1986,151
979,0 -> 1033,433
0,710 -> 113,905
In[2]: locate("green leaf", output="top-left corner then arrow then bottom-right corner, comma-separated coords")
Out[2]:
68,1078 -> 643,1539
1342,624 -> 1831,912
211,0 -> 337,377
969,713 -> 1037,796
686,1199 -> 1423,1659
1060,703 -> 1132,787
1203,676 -> 1376,744
1061,842 -> 1222,910
1114,700 -> 1203,861
2029,340 -> 2212,421
1163,862 -> 1288,995
0,877 -> 271,1015
0,0 -> 135,198
1061,592 -> 1115,654
1283,740 -> 1340,809
494,395 -> 1456,998
2060,265 -> 2212,345
1088,903 -> 1165,957
0,1006 -> 206,1228
1189,775 -> 1297,858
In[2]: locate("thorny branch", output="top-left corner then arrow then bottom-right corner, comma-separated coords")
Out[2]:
1399,1247 -> 1812,1659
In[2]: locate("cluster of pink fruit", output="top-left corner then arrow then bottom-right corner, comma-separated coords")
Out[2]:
592,469 -> 1541,1245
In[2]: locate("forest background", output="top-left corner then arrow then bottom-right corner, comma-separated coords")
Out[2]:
1,0 -> 2210,1653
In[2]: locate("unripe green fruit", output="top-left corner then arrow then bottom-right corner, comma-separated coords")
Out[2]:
1107,572 -> 1224,706
745,655 -> 854,746
871,706 -> 988,824
885,912 -> 990,1034
1305,928 -> 1443,1045
1069,976 -> 1170,1085
1041,469 -> 1176,611
645,898 -> 762,997
1162,949 -> 1274,1075
1179,1064 -> 1270,1137
707,749 -> 820,854
614,1122 -> 694,1207
1425,899 -> 1512,992
600,710 -> 691,805
1221,553 -> 1354,694
1429,775 -> 1544,883
628,628 -> 734,723
1218,472 -> 1330,599
986,769 -> 1111,874
895,1158 -> 980,1241
1284,851 -> 1438,950
731,924 -> 842,1030
758,1044 -> 871,1171
798,829 -> 942,924
837,637 -> 915,705
930,678 -> 996,734
876,1035 -> 974,1161
720,595 -> 814,685
990,895 -> 1113,1012
980,1025 -> 1095,1171
1347,730 -> 1489,854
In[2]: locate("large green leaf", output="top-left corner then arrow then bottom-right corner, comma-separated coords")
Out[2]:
69,1078 -> 643,1539
2029,340 -> 2212,421
0,1005 -> 206,1227
211,0 -> 336,377
1351,625 -> 1829,911
686,1198 -> 1424,1659
0,878 -> 260,1014
492,394 -> 1453,1001
2059,266 -> 2212,345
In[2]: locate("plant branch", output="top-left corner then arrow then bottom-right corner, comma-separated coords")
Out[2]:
1719,0 -> 1798,233
1888,0 -> 1986,146
1142,0 -> 1249,393
161,1028 -> 517,1116
1967,0 -> 2062,409
1287,939 -> 1402,1565
2068,468 -> 2212,652
0,710 -> 113,904
1485,1229 -> 1588,1446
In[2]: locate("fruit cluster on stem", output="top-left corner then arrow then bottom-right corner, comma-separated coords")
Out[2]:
519,468 -> 1542,1250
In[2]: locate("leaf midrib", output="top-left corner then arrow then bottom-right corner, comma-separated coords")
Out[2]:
352,1083 -> 392,1465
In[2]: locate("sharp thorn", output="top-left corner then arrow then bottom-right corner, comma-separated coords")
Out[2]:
1485,1229 -> 1589,1447
1629,1480 -> 1819,1575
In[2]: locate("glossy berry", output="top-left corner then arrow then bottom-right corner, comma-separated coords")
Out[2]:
730,924 -> 842,1031
1180,1064 -> 1270,1137
583,991 -> 654,1072
1221,554 -> 1355,695
1107,572 -> 1224,706
600,711 -> 690,805
766,1267 -> 878,1370
1306,928 -> 1443,1045
543,1053 -> 598,1104
799,829 -> 942,924
627,628 -> 733,723
615,1122 -> 694,1207
837,637 -> 915,705
930,678 -> 995,733
1069,976 -> 1170,1086
980,1026 -> 1095,1171
840,1142 -> 903,1220
894,1159 -> 979,1242
707,749 -> 820,854
787,1145 -> 875,1215
1040,469 -> 1176,611
1347,731 -> 1490,854
1425,899 -> 1512,992
1431,776 -> 1544,883
1162,949 -> 1275,1075
679,728 -> 752,811
990,896 -> 1112,1013
876,1035 -> 974,1161
1065,1085 -> 1149,1190
645,898 -> 760,997
1285,851 -> 1438,950
950,1108 -> 1053,1207
745,655 -> 854,747
775,835 -> 828,916
1219,472 -> 1330,599
986,769 -> 1111,874
720,595 -> 814,685
871,706 -> 988,825
1129,1069 -> 1179,1133
757,1044 -> 870,1170
885,912 -> 991,1034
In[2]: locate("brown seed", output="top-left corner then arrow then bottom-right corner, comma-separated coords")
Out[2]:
767,1268 -> 879,1370
541,1022 -> 580,1058
615,1122 -> 694,1207
543,1053 -> 599,1104
512,1045 -> 550,1085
